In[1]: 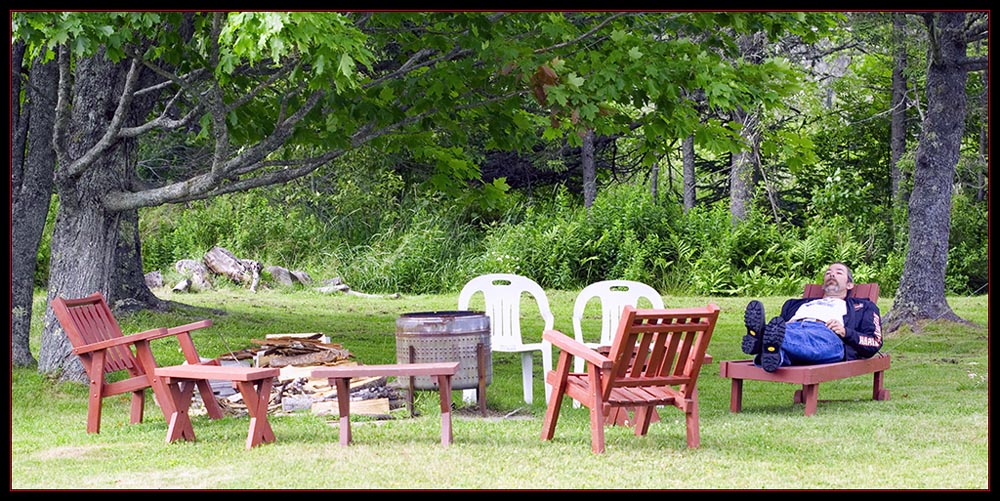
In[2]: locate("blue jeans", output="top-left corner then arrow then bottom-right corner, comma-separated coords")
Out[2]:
756,320 -> 845,367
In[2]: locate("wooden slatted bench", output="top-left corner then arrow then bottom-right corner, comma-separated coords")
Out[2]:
311,362 -> 460,446
153,365 -> 280,448
719,353 -> 891,416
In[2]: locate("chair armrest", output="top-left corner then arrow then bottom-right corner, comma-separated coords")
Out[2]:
166,319 -> 212,336
71,327 -> 170,355
164,319 -> 214,364
543,329 -> 612,370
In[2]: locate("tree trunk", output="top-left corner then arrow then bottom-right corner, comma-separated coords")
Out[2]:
889,12 -> 909,208
682,134 -> 695,213
650,161 -> 659,204
729,107 -> 760,225
39,51 -> 155,381
112,207 -> 169,312
975,68 -> 987,202
885,12 -> 972,332
11,43 -> 58,368
729,32 -> 766,226
581,129 -> 596,209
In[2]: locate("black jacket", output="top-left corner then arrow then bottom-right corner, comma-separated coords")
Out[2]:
779,294 -> 883,361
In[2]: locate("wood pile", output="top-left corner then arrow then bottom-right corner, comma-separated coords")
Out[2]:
198,333 -> 406,419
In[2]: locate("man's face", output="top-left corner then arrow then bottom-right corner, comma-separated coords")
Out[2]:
823,264 -> 853,294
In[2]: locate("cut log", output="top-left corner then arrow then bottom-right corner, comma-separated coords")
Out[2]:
173,278 -> 192,293
290,270 -> 313,285
265,332 -> 330,343
267,350 -> 344,368
203,246 -> 259,289
312,398 -> 390,417
175,259 -> 212,290
279,361 -> 358,383
241,259 -> 263,291
266,266 -> 295,286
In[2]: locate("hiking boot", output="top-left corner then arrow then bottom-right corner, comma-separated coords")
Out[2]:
760,317 -> 786,373
742,300 -> 766,355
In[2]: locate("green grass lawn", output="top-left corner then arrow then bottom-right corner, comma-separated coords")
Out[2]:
11,288 -> 989,489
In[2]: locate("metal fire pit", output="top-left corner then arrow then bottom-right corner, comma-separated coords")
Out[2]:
395,311 -> 492,392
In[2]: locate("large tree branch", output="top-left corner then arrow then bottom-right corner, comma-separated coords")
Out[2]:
170,154 -> 342,202
119,87 -> 202,137
221,89 -> 326,173
60,55 -> 144,180
363,46 -> 473,90
99,12 -> 591,212
102,89 -> 326,211
960,56 -> 988,72
965,15 -> 988,41
52,44 -> 72,171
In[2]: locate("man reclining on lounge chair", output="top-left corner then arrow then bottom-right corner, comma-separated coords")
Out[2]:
742,262 -> 883,372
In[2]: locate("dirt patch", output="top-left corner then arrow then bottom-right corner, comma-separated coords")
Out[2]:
33,444 -> 104,460
453,405 -> 534,420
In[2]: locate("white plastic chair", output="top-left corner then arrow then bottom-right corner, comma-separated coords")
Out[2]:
571,280 -> 664,375
458,273 -> 555,405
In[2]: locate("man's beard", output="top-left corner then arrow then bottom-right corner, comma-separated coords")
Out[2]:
824,283 -> 841,294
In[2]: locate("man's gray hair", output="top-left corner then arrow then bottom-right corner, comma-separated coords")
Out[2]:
832,262 -> 854,283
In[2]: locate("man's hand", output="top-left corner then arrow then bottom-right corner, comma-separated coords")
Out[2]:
826,319 -> 846,337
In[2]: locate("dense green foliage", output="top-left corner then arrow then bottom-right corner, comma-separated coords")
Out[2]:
135,169 -> 987,296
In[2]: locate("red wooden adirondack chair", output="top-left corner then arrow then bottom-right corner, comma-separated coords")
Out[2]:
541,304 -> 721,453
719,283 -> 890,416
50,292 -> 224,434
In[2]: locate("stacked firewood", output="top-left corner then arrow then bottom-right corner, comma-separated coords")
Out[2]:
201,333 -> 405,418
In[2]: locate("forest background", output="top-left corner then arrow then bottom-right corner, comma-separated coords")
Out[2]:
11,12 -> 988,381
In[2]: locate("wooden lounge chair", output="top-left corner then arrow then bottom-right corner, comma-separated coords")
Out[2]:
571,280 -> 715,420
718,283 -> 890,416
541,304 -> 720,453
50,292 -> 224,434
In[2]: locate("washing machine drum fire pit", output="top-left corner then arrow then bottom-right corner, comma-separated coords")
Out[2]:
395,311 -> 492,391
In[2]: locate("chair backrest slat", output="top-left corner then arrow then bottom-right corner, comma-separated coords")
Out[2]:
603,305 -> 719,401
803,283 -> 880,304
52,293 -> 137,374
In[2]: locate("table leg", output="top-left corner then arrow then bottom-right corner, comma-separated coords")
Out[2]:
164,380 -> 196,443
477,343 -> 487,417
436,374 -> 454,446
334,377 -> 352,445
236,378 -> 276,449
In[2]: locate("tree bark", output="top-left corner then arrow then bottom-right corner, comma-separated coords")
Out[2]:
975,68 -> 987,202
885,12 -> 973,332
650,161 -> 659,204
889,12 -> 909,209
682,134 -> 695,213
11,43 -> 58,368
729,31 -> 766,226
581,129 -> 596,209
729,106 -> 760,225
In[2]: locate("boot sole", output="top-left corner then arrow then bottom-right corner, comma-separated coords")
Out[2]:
760,318 -> 785,372
742,300 -> 766,355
